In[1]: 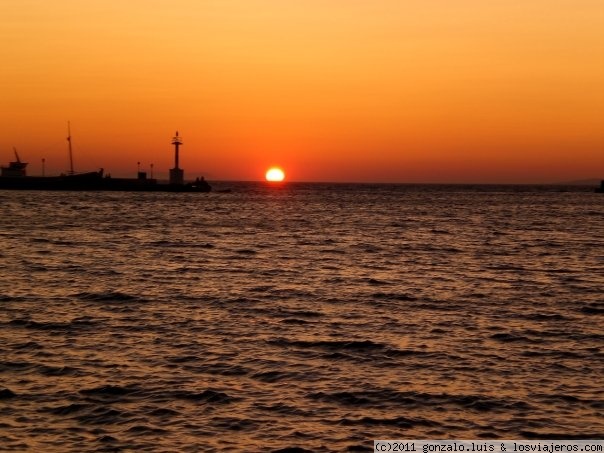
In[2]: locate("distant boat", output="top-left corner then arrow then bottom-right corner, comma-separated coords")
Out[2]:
0,130 -> 211,193
596,180 -> 604,193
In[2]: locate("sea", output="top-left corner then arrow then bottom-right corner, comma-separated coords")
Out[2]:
0,183 -> 602,452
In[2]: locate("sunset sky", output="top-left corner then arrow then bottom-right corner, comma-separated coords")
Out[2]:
1,0 -> 602,183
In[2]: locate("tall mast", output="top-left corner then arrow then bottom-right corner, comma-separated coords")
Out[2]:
67,121 -> 74,175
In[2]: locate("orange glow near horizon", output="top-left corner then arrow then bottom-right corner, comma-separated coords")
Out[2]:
0,1 -> 603,183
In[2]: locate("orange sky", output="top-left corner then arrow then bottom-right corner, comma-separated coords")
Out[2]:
1,0 -> 603,183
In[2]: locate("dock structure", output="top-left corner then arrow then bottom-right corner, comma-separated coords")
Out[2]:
1,129 -> 211,192
169,131 -> 184,185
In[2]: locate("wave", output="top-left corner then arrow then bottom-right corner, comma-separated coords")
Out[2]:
73,291 -> 147,303
7,317 -> 97,331
80,384 -> 143,400
269,338 -> 389,352
235,248 -> 258,255
580,303 -> 604,315
271,448 -> 315,453
38,365 -> 83,377
13,341 -> 43,350
340,415 -> 439,428
268,338 -> 453,361
175,361 -> 250,377
253,402 -> 311,417
490,333 -> 537,343
126,425 -> 167,434
46,403 -> 93,416
146,240 -> 215,249
372,292 -> 418,301
76,384 -> 237,409
165,389 -> 235,404
521,431 -> 604,440
251,370 -> 301,383
309,389 -> 533,412
0,295 -> 28,302
279,318 -> 312,324
0,388 -> 17,399
148,408 -> 180,417
273,309 -> 324,318
73,406 -> 134,426
210,416 -> 257,431
531,393 -> 603,410
520,313 -> 568,321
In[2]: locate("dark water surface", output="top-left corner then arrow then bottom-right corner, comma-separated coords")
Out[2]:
1,183 -> 602,451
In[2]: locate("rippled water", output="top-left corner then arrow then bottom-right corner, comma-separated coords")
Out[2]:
1,183 -> 602,451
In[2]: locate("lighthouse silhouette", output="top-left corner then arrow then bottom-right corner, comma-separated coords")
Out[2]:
169,131 -> 184,185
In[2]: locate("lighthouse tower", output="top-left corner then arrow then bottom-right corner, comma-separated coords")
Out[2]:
169,131 -> 184,185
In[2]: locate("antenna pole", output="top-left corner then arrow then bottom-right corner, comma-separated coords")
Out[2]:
67,121 -> 74,175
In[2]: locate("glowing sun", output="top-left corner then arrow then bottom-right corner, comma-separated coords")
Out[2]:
265,167 -> 285,182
